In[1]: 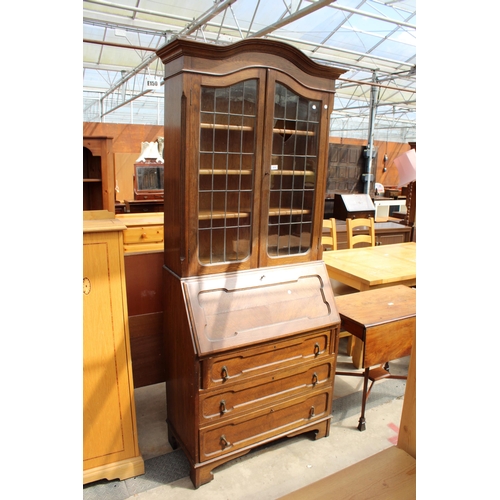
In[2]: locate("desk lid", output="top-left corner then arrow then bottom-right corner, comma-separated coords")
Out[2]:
181,261 -> 340,355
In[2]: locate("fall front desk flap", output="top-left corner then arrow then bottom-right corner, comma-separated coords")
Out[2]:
182,261 -> 340,355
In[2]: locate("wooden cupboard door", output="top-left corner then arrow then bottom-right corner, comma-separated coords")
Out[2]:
188,68 -> 267,277
259,71 -> 332,268
83,231 -> 139,470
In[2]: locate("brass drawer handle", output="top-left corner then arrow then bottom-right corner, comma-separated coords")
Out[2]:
221,366 -> 229,381
220,434 -> 231,448
220,400 -> 227,414
312,372 -> 318,386
309,406 -> 316,419
314,342 -> 320,356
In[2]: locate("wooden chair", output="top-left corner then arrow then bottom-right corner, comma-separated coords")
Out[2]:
322,218 -> 355,353
321,218 -> 337,251
346,217 -> 375,248
342,217 -> 375,358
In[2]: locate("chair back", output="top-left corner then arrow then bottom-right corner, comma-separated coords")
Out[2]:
346,217 -> 375,248
321,218 -> 337,251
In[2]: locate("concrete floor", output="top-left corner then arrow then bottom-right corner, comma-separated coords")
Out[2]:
84,335 -> 409,500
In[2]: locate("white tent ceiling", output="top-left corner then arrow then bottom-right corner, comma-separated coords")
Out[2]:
83,0 -> 416,142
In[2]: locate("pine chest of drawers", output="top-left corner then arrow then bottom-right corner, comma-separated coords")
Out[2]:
163,261 -> 340,488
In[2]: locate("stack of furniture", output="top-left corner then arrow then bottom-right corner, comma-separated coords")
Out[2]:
156,38 -> 345,488
115,212 -> 165,388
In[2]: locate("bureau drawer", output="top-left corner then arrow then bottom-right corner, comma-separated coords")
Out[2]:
199,359 -> 334,423
200,330 -> 334,390
123,225 -> 164,245
199,390 -> 331,461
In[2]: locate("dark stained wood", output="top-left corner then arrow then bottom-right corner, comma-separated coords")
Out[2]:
157,39 -> 344,488
156,38 -> 344,87
164,262 -> 340,488
124,251 -> 164,387
124,252 -> 163,316
363,317 -> 414,368
334,285 -> 415,431
83,136 -> 115,213
334,285 -> 416,338
129,313 -> 164,388
326,144 -> 365,195
157,39 -> 345,278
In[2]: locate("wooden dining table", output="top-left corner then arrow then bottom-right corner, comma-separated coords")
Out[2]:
322,242 -> 416,291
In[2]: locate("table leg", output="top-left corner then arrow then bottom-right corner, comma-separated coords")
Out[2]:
357,367 -> 370,432
352,337 -> 364,369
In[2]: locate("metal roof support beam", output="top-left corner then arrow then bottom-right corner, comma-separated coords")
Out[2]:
364,72 -> 379,194
92,0 -> 240,116
249,0 -> 338,38
329,3 -> 415,29
181,0 -> 240,37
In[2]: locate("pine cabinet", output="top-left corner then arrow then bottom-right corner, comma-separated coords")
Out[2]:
83,212 -> 144,483
83,137 -> 115,212
156,38 -> 344,488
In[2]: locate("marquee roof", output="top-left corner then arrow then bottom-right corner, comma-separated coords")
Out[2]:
83,0 -> 416,142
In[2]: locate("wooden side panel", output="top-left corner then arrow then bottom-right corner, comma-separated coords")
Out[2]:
124,252 -> 163,316
123,249 -> 165,388
163,74 -> 185,276
129,312 -> 164,388
279,446 -> 415,500
163,268 -> 199,462
326,144 -> 364,195
398,331 -> 416,458
114,152 -> 137,201
83,229 -> 142,475
363,317 -> 415,368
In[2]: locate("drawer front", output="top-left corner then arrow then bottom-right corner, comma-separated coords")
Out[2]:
201,330 -> 333,390
199,390 -> 331,461
123,225 -> 164,245
199,360 -> 334,423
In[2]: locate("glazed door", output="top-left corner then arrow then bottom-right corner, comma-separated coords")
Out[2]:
259,72 -> 332,267
187,68 -> 267,276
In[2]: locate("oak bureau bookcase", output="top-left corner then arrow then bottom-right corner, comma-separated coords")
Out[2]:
156,38 -> 345,488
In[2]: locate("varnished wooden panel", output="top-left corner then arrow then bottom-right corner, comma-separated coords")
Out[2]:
201,330 -> 332,390
83,226 -> 143,480
279,446 -> 415,500
363,317 -> 414,368
199,390 -> 331,461
129,312 -> 164,388
199,360 -> 333,423
124,252 -> 163,316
